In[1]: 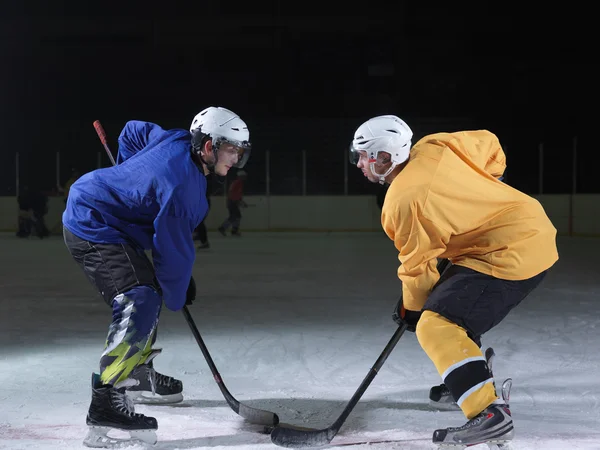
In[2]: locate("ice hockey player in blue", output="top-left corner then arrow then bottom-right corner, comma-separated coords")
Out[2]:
62,106 -> 251,447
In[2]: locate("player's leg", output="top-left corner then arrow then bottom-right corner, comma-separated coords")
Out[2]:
426,265 -> 487,410
64,228 -> 161,446
230,202 -> 242,236
219,200 -> 236,235
98,285 -> 185,405
71,233 -> 184,405
64,228 -> 185,445
195,221 -> 210,248
416,265 -> 547,447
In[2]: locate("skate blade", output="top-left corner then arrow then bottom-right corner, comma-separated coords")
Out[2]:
128,390 -> 183,405
501,378 -> 512,404
83,426 -> 157,448
438,440 -> 511,450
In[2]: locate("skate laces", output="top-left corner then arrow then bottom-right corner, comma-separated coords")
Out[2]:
146,366 -> 176,395
111,387 -> 142,418
447,411 -> 487,432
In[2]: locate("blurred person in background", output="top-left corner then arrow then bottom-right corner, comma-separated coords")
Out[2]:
16,185 -> 49,239
57,168 -> 81,203
218,169 -> 247,236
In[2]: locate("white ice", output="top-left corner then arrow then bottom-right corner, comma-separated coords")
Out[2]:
1,232 -> 599,450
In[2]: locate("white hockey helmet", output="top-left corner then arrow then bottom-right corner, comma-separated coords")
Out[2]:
190,106 -> 251,168
349,115 -> 413,183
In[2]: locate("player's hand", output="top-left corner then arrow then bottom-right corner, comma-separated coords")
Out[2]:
392,296 -> 421,332
186,276 -> 196,305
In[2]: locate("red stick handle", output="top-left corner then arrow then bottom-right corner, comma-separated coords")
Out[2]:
93,120 -> 116,166
93,120 -> 108,146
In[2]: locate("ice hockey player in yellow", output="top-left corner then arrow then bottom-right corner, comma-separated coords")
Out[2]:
349,115 -> 558,448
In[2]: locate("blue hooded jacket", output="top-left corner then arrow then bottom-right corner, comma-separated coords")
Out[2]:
62,121 -> 208,311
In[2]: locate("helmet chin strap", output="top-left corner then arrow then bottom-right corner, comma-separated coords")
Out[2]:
370,161 -> 397,185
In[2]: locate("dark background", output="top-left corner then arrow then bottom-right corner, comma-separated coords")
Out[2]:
1,2 -> 597,196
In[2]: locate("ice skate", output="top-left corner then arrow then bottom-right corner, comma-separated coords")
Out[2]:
429,383 -> 460,410
430,347 -> 495,411
126,349 -> 183,404
83,373 -> 158,448
433,378 -> 513,449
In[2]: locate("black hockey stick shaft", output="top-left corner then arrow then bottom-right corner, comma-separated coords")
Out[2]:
181,306 -> 279,425
270,258 -> 452,448
326,324 -> 407,432
92,120 -> 279,427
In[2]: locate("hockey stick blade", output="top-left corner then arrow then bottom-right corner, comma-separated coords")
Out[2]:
238,403 -> 279,426
271,324 -> 408,448
270,424 -> 335,448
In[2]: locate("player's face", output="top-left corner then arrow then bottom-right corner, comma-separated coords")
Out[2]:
355,150 -> 391,183
214,143 -> 244,176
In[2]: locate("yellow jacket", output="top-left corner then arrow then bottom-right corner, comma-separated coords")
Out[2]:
382,130 -> 558,311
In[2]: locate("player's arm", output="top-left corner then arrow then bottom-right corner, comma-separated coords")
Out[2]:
383,199 -> 451,312
116,121 -> 164,164
152,196 -> 197,311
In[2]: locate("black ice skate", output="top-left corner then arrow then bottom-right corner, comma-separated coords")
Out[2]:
429,347 -> 496,411
432,378 -> 513,449
429,383 -> 459,410
83,373 -> 158,448
127,349 -> 183,404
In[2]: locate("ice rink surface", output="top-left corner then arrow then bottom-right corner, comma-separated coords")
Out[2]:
1,231 -> 599,449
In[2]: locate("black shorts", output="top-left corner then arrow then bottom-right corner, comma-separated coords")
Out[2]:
63,227 -> 160,305
424,264 -> 547,344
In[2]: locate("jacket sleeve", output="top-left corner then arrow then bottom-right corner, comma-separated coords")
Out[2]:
117,121 -> 165,164
151,196 -> 197,311
382,199 -> 451,311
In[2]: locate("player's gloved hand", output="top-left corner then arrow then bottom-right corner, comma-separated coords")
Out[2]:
186,276 -> 196,305
392,296 -> 422,332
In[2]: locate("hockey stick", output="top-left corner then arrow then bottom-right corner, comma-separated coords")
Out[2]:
181,306 -> 279,425
270,323 -> 408,448
93,120 -> 116,166
270,258 -> 451,448
92,120 -> 279,427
